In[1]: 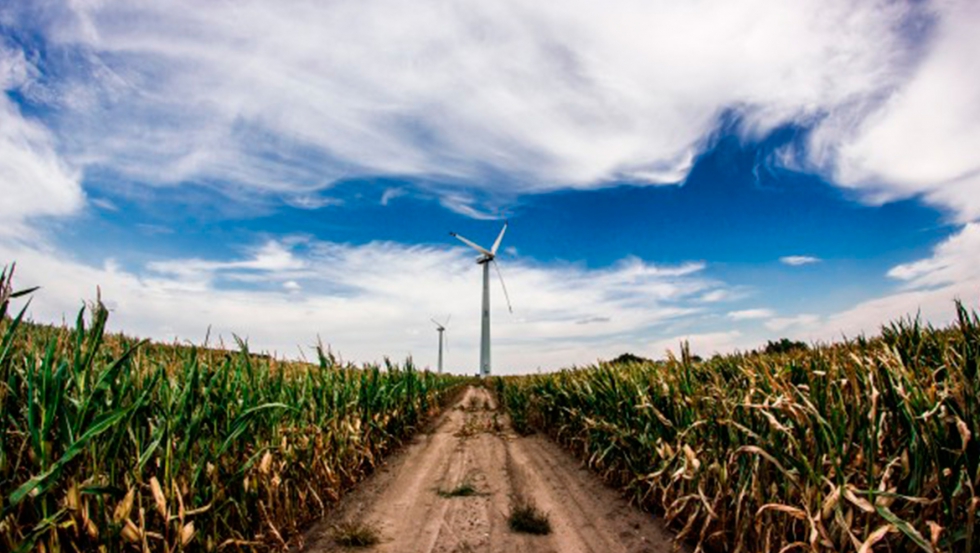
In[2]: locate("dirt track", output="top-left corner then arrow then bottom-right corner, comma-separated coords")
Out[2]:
303,386 -> 682,553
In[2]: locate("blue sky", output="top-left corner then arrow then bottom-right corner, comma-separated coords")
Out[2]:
2,0 -> 979,373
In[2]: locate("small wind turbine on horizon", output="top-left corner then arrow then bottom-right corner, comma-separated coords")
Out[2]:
449,222 -> 513,377
431,315 -> 450,374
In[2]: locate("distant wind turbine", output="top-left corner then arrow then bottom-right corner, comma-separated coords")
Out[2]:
449,222 -> 512,377
431,315 -> 450,374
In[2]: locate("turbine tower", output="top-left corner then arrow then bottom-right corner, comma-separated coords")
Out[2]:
450,222 -> 512,377
431,316 -> 450,374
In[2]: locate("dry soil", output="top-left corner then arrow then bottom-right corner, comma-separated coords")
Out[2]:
303,386 -> 683,553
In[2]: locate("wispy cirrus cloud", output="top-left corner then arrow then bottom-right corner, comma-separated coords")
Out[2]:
380,187 -> 406,206
0,43 -> 83,237
780,255 -> 820,266
147,241 -> 310,286
793,0 -> 980,222
765,314 -> 820,333
4,0 -> 958,217
727,308 -> 775,320
2,0 -> 978,374
283,195 -> 344,210
767,224 -> 980,342
0,235 -> 724,372
886,223 -> 980,289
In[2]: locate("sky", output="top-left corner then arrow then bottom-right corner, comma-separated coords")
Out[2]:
1,0 -> 979,374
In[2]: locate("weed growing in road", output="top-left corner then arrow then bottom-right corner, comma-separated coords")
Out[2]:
508,500 -> 551,535
455,413 -> 483,437
438,472 -> 488,498
331,521 -> 381,547
438,482 -> 480,497
491,413 -> 504,433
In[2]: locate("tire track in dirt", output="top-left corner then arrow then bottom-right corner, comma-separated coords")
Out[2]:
509,435 -> 676,553
303,386 -> 683,553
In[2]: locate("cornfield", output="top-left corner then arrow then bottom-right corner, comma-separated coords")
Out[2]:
0,266 -> 467,551
496,304 -> 979,552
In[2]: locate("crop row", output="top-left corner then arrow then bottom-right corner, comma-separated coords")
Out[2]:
496,304 -> 979,552
0,267 -> 467,551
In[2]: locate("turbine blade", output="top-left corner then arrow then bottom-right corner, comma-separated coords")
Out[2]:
491,221 -> 508,255
431,318 -> 443,329
492,259 -> 514,314
450,232 -> 492,257
444,314 -> 451,327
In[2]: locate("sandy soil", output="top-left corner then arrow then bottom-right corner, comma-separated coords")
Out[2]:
303,386 -> 684,553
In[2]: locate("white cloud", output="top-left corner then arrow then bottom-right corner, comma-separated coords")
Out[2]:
0,44 -> 84,237
2,1 -> 977,372
887,223 -> 980,289
770,224 -> 980,342
2,0 -> 933,216
380,187 -> 406,206
438,192 -> 503,220
765,314 -> 820,333
283,195 -> 344,210
828,224 -> 980,334
727,308 -> 775,320
90,197 -> 118,211
3,206 -> 974,374
698,289 -> 735,303
0,236 -> 723,373
147,241 -> 309,285
780,255 -> 820,266
801,0 -> 980,222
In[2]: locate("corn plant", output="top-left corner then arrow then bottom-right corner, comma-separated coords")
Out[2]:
1,266 -> 467,551
497,303 -> 980,552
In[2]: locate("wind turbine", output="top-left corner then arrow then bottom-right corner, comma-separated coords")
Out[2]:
449,222 -> 512,377
431,315 -> 450,374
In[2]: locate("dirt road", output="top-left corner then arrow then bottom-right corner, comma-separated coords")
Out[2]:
303,386 -> 682,553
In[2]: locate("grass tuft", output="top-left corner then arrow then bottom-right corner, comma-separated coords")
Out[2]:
438,482 -> 480,498
331,521 -> 381,547
466,395 -> 484,411
507,500 -> 551,535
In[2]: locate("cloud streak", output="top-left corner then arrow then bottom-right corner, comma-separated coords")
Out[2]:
780,255 -> 820,266
6,0 -> 963,217
0,43 -> 83,237
0,235 -> 722,373
769,224 -> 980,343
799,0 -> 980,222
727,308 -> 775,320
2,1 -> 978,372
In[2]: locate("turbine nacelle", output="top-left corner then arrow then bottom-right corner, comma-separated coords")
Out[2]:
431,315 -> 449,332
449,222 -> 512,314
450,222 -> 506,265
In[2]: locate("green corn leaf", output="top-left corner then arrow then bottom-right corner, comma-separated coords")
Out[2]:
0,299 -> 32,366
12,508 -> 66,553
7,405 -> 134,509
216,402 -> 295,457
876,505 -> 934,553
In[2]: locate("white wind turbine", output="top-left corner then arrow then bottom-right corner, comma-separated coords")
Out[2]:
431,315 -> 450,374
449,222 -> 512,377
